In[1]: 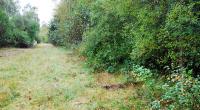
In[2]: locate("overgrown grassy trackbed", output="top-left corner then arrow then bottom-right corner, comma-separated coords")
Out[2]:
0,44 -> 148,110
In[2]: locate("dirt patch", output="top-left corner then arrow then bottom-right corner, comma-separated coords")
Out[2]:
0,44 -> 53,57
71,97 -> 90,106
36,43 -> 54,48
96,72 -> 144,90
0,48 -> 27,57
0,44 -> 55,57
101,83 -> 126,90
101,81 -> 144,90
96,73 -> 116,84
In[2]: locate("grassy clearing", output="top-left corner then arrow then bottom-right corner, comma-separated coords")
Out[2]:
0,44 -> 148,110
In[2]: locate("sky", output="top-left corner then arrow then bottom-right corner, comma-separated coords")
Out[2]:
19,0 -> 60,25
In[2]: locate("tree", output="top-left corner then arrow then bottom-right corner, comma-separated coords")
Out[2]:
39,23 -> 49,43
49,0 -> 200,75
0,9 -> 12,47
0,1 -> 40,48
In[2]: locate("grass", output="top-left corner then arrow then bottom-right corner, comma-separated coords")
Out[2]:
0,44 -> 149,110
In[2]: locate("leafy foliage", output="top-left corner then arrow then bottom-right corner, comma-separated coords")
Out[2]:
151,2 -> 200,75
0,9 -> 12,47
80,0 -> 133,72
49,0 -> 200,76
48,18 -> 64,46
49,1 -> 200,108
0,1 -> 40,48
151,73 -> 200,110
39,24 -> 49,43
48,0 -> 89,46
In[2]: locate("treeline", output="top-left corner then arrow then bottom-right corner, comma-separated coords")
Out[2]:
49,0 -> 200,76
0,0 -> 40,48
49,1 -> 200,109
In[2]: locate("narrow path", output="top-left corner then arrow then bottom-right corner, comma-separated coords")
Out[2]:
0,44 -> 148,110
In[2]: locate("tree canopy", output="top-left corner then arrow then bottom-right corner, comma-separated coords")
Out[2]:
49,0 -> 200,75
0,0 -> 40,48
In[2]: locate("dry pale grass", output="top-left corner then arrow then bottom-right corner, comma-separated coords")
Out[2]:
0,44 -> 149,110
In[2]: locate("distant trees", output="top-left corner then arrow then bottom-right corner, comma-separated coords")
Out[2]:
0,9 -> 12,47
0,0 -> 40,48
39,23 -> 49,43
49,0 -> 200,75
48,0 -> 89,46
0,0 -> 19,16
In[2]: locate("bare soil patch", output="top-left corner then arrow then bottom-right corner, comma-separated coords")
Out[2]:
0,48 -> 27,57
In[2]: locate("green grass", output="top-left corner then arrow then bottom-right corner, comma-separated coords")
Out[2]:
0,44 -> 149,110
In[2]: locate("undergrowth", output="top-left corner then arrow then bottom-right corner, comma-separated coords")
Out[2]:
127,65 -> 200,110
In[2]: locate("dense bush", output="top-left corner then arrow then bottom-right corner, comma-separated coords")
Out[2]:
80,0 -> 134,72
13,30 -> 33,48
48,18 -> 65,46
39,24 -> 49,43
48,0 -> 89,47
128,65 -> 200,110
49,0 -> 200,75
48,1 -> 200,109
0,1 -> 40,48
144,2 -> 200,75
0,9 -> 12,47
151,73 -> 200,110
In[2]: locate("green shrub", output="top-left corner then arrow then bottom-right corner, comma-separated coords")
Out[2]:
153,2 -> 200,75
151,73 -> 200,110
0,1 -> 40,48
81,0 -> 133,72
13,30 -> 33,48
48,19 -> 65,46
48,0 -> 89,47
39,24 -> 49,43
49,0 -> 200,76
130,66 -> 200,110
0,9 -> 12,47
